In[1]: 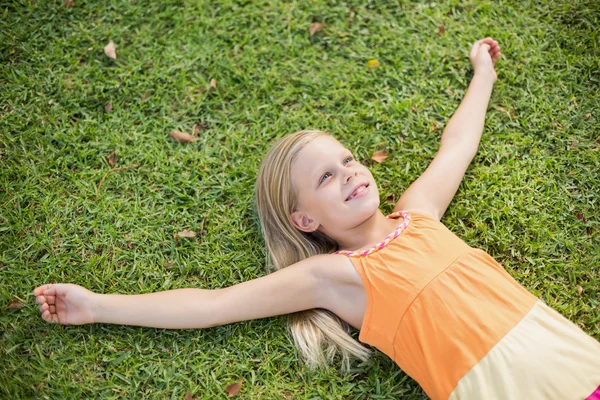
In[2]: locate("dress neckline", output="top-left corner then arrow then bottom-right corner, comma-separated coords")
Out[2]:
335,211 -> 411,257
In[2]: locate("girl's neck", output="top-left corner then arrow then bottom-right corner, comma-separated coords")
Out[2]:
331,210 -> 400,252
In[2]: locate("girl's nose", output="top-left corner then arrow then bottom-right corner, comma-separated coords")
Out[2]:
344,170 -> 357,184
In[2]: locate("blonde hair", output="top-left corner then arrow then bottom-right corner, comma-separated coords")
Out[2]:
255,130 -> 371,371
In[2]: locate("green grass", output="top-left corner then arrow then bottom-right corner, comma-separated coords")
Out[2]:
1,0 -> 598,398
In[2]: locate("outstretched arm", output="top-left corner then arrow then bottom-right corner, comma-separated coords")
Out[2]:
34,255 -> 332,329
395,38 -> 501,219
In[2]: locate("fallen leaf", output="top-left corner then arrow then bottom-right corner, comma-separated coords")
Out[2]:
225,381 -> 242,397
192,124 -> 200,136
577,285 -> 583,295
104,100 -> 113,113
140,93 -> 150,103
584,113 -> 591,120
492,105 -> 507,113
347,10 -> 355,25
169,130 -> 199,144
209,79 -> 217,91
63,0 -> 74,7
570,141 -> 578,148
371,150 -> 388,163
123,233 -> 131,239
108,151 -> 118,167
163,262 -> 173,269
410,106 -> 417,112
367,59 -> 380,69
309,22 -> 326,37
385,194 -> 395,204
177,229 -> 197,239
127,243 -> 135,249
6,300 -> 23,310
185,392 -> 193,400
575,212 -> 586,222
437,24 -> 445,36
104,40 -> 117,60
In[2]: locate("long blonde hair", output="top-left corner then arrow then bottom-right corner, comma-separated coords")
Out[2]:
255,130 -> 371,370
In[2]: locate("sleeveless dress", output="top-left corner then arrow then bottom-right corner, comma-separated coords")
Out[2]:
336,210 -> 600,400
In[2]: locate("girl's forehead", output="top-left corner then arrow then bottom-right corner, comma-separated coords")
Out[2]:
298,136 -> 346,159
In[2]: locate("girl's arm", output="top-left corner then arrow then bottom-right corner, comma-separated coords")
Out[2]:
34,255 -> 334,329
395,38 -> 501,220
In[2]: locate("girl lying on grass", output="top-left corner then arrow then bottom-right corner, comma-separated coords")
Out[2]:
34,38 -> 600,399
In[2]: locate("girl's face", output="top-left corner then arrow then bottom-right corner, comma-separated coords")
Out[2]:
290,135 -> 380,236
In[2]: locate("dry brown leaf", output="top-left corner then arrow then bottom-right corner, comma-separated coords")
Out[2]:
104,40 -> 117,60
169,130 -> 199,144
309,22 -> 326,37
185,392 -> 193,400
371,150 -> 388,163
577,285 -> 583,295
411,106 -> 417,113
104,101 -> 113,113
127,243 -> 135,249
575,212 -> 586,222
209,79 -> 217,91
570,141 -> 578,148
140,93 -> 150,103
437,24 -> 445,36
6,300 -> 23,310
225,381 -> 242,397
177,229 -> 197,238
192,124 -> 200,136
63,0 -> 74,7
163,261 -> 173,269
584,113 -> 591,120
108,151 -> 118,168
385,194 -> 395,204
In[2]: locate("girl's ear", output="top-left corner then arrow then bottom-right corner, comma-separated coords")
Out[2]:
290,211 -> 319,233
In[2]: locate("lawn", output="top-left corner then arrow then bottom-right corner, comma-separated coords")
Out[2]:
1,0 -> 598,398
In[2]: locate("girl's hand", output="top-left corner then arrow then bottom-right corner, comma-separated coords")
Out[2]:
34,283 -> 98,325
469,38 -> 501,82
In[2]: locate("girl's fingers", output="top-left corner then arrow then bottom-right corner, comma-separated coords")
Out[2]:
36,295 -> 45,305
46,295 -> 55,305
49,305 -> 56,313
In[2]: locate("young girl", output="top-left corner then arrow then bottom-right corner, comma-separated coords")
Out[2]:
34,38 -> 600,399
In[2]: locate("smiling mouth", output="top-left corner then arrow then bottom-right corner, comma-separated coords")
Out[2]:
346,183 -> 369,201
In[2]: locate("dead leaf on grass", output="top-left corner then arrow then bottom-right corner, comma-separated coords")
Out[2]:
577,285 -> 583,295
575,212 -> 586,222
63,0 -> 74,7
104,100 -> 113,113
104,40 -> 117,60
437,24 -> 445,36
108,151 -> 118,167
584,113 -> 591,120
176,229 -> 196,239
371,150 -> 388,163
225,381 -> 242,397
309,22 -> 326,37
209,79 -> 217,91
6,300 -> 23,310
367,59 -> 380,69
169,130 -> 199,144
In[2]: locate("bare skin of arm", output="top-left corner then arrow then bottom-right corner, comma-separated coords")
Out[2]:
34,254 -> 338,329
396,38 -> 501,219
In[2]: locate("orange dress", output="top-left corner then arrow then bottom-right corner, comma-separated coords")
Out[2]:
337,211 -> 600,400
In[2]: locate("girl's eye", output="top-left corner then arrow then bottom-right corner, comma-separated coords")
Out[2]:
319,172 -> 332,184
344,156 -> 353,164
